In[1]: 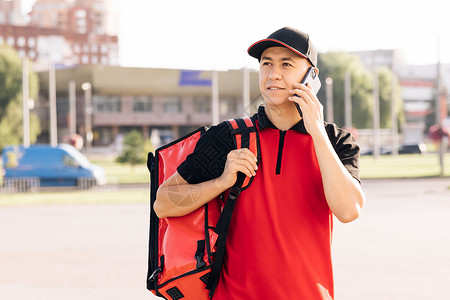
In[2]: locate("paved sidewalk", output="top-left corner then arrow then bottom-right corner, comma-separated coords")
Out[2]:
333,178 -> 450,300
0,204 -> 159,300
0,178 -> 449,299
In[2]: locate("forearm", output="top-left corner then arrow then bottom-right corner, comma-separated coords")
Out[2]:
312,132 -> 365,223
155,149 -> 258,218
154,172 -> 228,218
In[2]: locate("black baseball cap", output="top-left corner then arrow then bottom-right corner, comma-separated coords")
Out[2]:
247,27 -> 317,67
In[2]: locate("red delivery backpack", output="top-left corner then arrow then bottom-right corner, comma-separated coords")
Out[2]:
146,117 -> 260,300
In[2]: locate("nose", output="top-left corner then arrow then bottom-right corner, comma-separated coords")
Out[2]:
268,65 -> 282,81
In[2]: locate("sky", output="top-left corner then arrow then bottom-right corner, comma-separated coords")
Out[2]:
20,0 -> 450,71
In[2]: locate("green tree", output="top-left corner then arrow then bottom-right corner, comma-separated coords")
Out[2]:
377,66 -> 405,129
0,99 -> 41,149
317,52 -> 404,130
318,52 -> 373,128
116,130 -> 147,166
0,45 -> 40,149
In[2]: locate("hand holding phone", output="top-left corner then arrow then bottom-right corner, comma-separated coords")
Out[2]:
294,67 -> 321,117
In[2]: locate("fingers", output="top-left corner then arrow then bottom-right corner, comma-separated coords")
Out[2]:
288,82 -> 323,118
226,148 -> 258,177
289,82 -> 316,104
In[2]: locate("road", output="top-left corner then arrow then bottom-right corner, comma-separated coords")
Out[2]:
0,178 -> 449,300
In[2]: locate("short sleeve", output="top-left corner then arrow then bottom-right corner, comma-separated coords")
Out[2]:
177,121 -> 234,184
325,124 -> 361,183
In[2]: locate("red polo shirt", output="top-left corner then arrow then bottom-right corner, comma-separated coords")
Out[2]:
178,105 -> 360,300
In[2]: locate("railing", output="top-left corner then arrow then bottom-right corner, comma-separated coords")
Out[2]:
0,176 -> 149,194
1,177 -> 40,193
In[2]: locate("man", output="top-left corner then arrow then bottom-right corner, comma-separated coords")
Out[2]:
154,27 -> 365,299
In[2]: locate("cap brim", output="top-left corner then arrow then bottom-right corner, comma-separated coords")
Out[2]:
247,38 -> 309,61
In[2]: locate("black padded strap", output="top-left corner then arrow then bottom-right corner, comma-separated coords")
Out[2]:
206,117 -> 257,296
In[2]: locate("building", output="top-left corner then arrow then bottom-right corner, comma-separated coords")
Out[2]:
0,0 -> 24,25
35,65 -> 261,149
396,64 -> 449,143
0,0 -> 118,69
29,0 -> 117,35
352,49 -> 449,144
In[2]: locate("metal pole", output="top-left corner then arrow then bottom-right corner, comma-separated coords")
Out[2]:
373,67 -> 380,158
82,82 -> 93,153
212,70 -> 219,125
344,72 -> 352,128
243,67 -> 250,116
325,77 -> 334,123
69,80 -> 76,135
391,65 -> 399,156
49,63 -> 57,147
436,38 -> 444,176
22,57 -> 30,147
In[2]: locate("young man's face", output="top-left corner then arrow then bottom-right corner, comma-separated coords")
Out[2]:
259,46 -> 311,108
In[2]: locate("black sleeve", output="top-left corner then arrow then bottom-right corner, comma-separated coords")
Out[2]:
325,124 -> 361,183
177,121 -> 234,184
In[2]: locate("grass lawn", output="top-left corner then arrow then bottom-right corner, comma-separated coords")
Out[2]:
94,153 -> 450,181
90,159 -> 149,184
360,153 -> 450,179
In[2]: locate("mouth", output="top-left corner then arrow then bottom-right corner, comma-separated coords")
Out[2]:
267,87 -> 285,90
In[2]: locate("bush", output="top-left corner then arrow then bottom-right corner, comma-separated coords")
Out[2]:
115,130 -> 147,166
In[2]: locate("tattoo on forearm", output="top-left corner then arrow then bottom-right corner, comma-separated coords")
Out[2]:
166,175 -> 202,207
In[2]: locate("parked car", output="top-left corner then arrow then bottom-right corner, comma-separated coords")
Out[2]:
360,147 -> 392,156
398,144 -> 426,154
1,144 -> 106,188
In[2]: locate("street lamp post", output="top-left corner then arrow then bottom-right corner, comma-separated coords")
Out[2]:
22,57 -> 30,147
325,77 -> 334,123
82,82 -> 93,153
49,63 -> 57,147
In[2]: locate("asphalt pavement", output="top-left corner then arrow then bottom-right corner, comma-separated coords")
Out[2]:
0,177 -> 449,300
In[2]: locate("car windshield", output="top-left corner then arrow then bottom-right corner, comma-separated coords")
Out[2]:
62,146 -> 91,168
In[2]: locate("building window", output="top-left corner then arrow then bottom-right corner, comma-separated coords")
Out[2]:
6,36 -> 14,46
193,96 -> 210,113
163,97 -> 182,113
220,97 -> 237,115
93,95 -> 121,112
17,36 -> 26,47
133,96 -> 153,112
77,18 -> 86,27
81,55 -> 89,64
75,9 -> 87,18
0,36 -> 4,44
28,37 -> 35,47
29,50 -> 36,59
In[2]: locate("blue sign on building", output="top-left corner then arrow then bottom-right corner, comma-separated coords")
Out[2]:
178,70 -> 212,86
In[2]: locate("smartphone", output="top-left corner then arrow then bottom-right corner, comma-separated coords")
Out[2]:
294,67 -> 321,117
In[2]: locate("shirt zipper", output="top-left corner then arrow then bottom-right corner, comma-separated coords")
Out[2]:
276,130 -> 286,175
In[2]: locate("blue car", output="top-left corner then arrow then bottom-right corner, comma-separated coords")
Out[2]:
2,144 -> 106,188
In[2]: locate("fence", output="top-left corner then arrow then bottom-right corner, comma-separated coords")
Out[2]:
0,177 -> 118,194
1,177 -> 40,193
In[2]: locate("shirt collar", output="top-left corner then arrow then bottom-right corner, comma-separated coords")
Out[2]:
256,105 -> 308,134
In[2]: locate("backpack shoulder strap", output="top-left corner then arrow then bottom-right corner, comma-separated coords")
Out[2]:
206,116 -> 260,296
224,116 -> 260,190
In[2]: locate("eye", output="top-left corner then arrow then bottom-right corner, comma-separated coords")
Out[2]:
261,61 -> 272,66
282,62 -> 293,67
